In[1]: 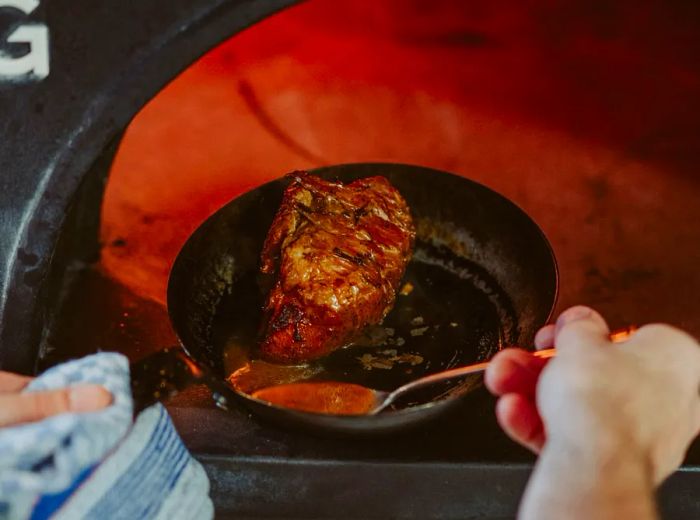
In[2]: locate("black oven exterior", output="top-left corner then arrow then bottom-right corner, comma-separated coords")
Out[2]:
0,0 -> 296,373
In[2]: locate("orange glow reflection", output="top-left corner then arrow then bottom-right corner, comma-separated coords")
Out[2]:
101,0 -> 700,336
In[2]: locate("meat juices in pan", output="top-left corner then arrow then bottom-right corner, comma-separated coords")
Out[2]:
259,172 -> 416,364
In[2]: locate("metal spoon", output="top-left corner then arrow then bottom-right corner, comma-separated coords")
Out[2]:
243,328 -> 637,416
369,347 -> 556,414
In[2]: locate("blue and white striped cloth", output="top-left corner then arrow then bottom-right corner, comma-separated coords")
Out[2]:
0,353 -> 213,520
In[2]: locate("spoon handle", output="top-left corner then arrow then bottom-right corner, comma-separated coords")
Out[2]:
375,348 -> 556,413
405,347 -> 553,394
373,327 -> 636,414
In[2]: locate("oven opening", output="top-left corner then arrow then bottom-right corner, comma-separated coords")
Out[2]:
39,0 -> 700,372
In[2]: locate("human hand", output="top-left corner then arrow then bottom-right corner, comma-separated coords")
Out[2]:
485,305 -> 700,484
0,370 -> 112,427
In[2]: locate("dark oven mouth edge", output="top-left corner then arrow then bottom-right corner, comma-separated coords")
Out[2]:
0,0 -> 300,373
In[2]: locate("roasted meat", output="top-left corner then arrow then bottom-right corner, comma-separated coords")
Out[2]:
259,172 -> 415,364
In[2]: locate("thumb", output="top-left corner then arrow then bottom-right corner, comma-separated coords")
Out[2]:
0,384 -> 112,427
555,305 -> 611,353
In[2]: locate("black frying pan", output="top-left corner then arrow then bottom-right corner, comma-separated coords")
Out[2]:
130,163 -> 558,435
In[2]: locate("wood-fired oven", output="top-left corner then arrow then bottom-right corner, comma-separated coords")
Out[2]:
2,1 -> 699,517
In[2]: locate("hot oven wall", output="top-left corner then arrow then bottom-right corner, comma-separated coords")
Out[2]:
95,0 -> 700,361
2,0 -> 700,375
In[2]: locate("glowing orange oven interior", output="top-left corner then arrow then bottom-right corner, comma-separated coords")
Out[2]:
93,0 -> 698,357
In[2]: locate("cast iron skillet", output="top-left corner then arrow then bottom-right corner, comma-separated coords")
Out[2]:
130,163 -> 558,435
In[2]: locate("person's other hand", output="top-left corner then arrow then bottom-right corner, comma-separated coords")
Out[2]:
485,305 -> 700,484
0,371 -> 112,427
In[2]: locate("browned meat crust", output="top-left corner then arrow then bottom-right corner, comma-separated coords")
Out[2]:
259,172 -> 415,364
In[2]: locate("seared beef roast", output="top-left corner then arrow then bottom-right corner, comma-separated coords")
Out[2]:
259,172 -> 415,364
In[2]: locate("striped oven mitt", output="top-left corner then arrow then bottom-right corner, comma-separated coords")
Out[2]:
0,353 -> 213,520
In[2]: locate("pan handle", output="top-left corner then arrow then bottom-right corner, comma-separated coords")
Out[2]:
129,346 -> 239,414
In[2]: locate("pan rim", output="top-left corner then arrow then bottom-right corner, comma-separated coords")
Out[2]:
165,161 -> 559,420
